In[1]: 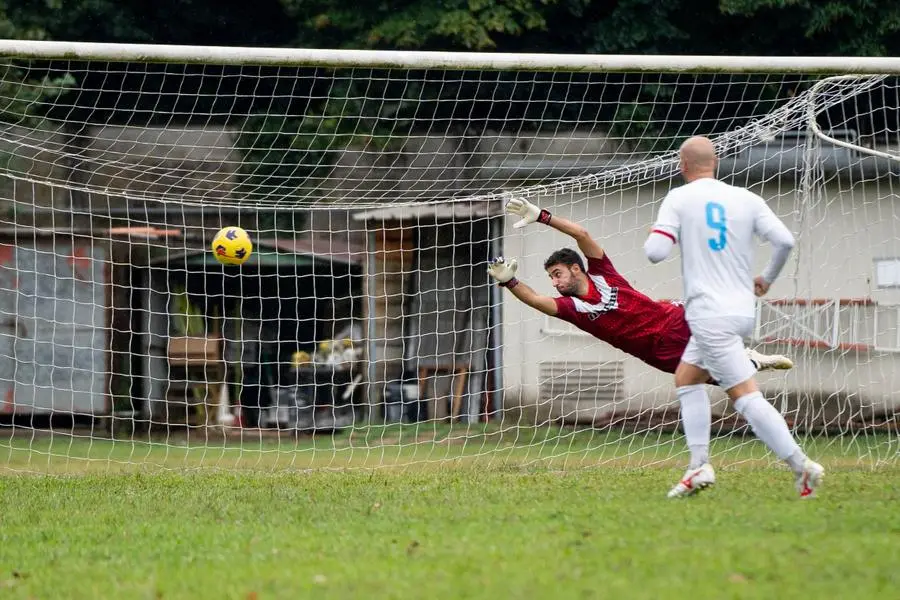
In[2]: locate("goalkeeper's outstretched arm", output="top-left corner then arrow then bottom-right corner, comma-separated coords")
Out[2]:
487,257 -> 558,317
506,197 -> 604,259
505,279 -> 558,317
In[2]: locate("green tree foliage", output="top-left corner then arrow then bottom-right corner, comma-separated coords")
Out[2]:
283,0 -> 900,56
2,0 -> 900,191
720,0 -> 900,55
3,0 -> 295,46
286,0 -> 556,50
0,1 -> 75,126
278,0 -> 900,153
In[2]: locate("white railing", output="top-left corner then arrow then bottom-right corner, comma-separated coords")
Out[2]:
754,298 -> 900,353
543,298 -> 900,354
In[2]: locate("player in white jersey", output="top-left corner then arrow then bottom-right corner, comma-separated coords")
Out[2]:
644,136 -> 824,499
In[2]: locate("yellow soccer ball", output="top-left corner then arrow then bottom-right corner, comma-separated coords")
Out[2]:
211,226 -> 253,266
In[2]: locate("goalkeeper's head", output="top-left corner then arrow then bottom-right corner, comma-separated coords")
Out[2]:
544,248 -> 587,297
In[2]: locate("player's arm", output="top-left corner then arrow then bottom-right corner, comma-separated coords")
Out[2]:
644,193 -> 680,264
487,257 -> 558,316
506,197 -> 604,259
752,199 -> 795,296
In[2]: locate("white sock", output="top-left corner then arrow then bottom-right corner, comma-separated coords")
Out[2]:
785,450 -> 807,474
677,384 -> 711,468
733,391 -> 805,470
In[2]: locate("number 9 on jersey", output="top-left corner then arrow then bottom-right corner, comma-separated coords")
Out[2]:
705,201 -> 727,251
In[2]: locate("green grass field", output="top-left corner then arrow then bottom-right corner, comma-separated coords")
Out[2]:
1,426 -> 899,599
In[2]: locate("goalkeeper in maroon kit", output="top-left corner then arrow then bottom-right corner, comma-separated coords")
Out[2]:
487,197 -> 793,377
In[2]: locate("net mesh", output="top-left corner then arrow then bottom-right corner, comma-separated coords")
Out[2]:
0,52 -> 897,473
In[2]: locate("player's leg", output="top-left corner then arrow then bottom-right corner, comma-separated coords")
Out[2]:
727,377 -> 824,497
666,341 -> 716,498
692,317 -> 824,498
746,347 -> 794,371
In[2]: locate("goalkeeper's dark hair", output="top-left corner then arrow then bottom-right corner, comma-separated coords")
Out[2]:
543,248 -> 585,273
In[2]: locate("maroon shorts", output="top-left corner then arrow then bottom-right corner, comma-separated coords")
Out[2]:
648,313 -> 692,374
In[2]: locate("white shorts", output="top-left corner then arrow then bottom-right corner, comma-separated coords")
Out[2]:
681,316 -> 756,390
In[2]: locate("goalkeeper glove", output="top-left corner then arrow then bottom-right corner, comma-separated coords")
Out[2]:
506,197 -> 552,229
487,257 -> 519,288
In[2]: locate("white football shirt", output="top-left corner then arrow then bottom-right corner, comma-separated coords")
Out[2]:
651,177 -> 793,321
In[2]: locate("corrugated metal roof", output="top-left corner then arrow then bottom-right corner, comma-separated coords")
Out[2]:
266,237 -> 366,265
145,236 -> 365,268
352,200 -> 503,222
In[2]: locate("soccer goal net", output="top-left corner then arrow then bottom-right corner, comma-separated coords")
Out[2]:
0,41 -> 897,473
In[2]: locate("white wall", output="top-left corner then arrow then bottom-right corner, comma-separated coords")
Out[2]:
502,176 -> 900,425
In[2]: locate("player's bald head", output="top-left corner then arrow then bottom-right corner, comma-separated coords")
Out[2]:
678,136 -> 717,181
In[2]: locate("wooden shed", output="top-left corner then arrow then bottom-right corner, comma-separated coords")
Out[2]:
353,201 -> 505,423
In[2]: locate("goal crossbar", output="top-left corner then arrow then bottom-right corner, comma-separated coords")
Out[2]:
3,39 -> 900,74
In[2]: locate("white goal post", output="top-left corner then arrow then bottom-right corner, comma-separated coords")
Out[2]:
6,40 -> 900,72
0,39 -> 898,473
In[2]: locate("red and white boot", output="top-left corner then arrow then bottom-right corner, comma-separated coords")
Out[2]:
667,463 -> 716,498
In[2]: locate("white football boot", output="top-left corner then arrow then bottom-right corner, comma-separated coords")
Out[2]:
667,463 -> 716,498
747,347 -> 794,371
